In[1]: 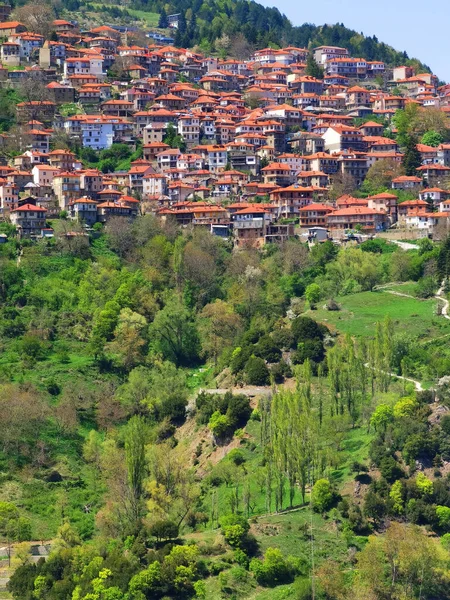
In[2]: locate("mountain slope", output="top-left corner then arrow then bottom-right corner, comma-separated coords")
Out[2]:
74,0 -> 431,72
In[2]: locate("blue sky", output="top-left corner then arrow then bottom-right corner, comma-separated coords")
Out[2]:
259,0 -> 450,81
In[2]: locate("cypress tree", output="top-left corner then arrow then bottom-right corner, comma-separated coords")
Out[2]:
158,8 -> 168,28
402,135 -> 422,176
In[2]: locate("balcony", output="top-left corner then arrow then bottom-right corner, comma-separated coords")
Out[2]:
234,218 -> 264,229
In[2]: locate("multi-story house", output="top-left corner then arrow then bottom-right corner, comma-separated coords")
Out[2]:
52,172 -> 81,210
10,203 -> 47,237
68,197 -> 98,226
177,115 -> 200,147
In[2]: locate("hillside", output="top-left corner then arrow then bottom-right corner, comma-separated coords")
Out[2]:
59,0 -> 431,71
1,228 -> 450,600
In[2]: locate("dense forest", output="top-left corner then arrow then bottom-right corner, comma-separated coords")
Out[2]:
1,218 -> 450,599
42,0 -> 431,72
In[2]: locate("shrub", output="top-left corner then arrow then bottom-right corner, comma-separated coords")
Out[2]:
311,479 -> 334,513
415,276 -> 437,299
250,548 -> 296,587
228,449 -> 246,466
226,394 -> 252,429
379,456 -> 404,483
148,520 -> 179,541
230,346 -> 252,375
254,335 -> 282,362
305,283 -> 321,308
291,316 -> 323,346
244,357 -> 270,386
436,505 -> 450,531
271,328 -> 294,350
292,339 -> 325,365
270,359 -> 292,383
208,411 -> 231,439
416,472 -> 434,496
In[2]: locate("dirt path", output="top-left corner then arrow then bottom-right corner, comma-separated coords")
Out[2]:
435,279 -> 450,320
382,290 -> 416,299
390,240 -> 419,251
364,363 -> 424,392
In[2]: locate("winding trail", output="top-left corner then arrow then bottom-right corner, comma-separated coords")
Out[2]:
364,279 -> 450,391
364,363 -> 424,392
435,280 -> 450,320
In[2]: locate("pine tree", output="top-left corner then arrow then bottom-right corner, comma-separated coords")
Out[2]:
305,52 -> 324,79
402,135 -> 422,176
158,8 -> 168,29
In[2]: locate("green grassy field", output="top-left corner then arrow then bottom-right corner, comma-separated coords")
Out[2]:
310,290 -> 450,340
378,282 -> 420,296
89,3 -> 159,27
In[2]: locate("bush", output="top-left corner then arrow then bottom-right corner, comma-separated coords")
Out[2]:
228,449 -> 246,466
436,506 -> 450,531
230,346 -> 252,375
379,456 -> 405,483
250,548 -> 297,587
270,359 -> 292,383
209,411 -> 231,439
271,328 -> 294,350
292,340 -> 325,365
415,276 -> 437,299
254,335 -> 282,363
244,356 -> 270,385
311,479 -> 334,513
291,316 -> 323,346
148,520 -> 179,542
226,394 -> 252,429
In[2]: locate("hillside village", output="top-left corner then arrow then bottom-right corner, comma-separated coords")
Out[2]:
0,12 -> 448,243
1,4 -> 450,600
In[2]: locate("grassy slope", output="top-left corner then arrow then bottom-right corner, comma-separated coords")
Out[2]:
309,290 -> 450,340
88,3 -> 159,27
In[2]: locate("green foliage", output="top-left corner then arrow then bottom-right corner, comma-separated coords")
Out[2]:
209,411 -> 231,439
311,479 -> 334,513
244,356 -> 270,385
148,519 -> 179,541
305,52 -> 323,79
436,506 -> 450,531
250,547 -> 297,586
402,135 -> 422,176
421,130 -> 443,147
415,472 -> 433,496
370,404 -> 393,432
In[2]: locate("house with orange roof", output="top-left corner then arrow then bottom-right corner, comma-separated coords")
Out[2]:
10,203 -> 47,237
416,164 -> 450,186
0,21 -> 26,37
419,187 -> 450,204
367,192 -> 398,221
327,206 -> 389,232
261,162 -> 295,187
142,173 -> 168,199
345,86 -> 371,108
270,185 -> 321,218
297,171 -> 329,188
404,209 -> 449,232
191,145 -> 228,173
299,203 -> 334,228
232,205 -> 273,248
359,121 -> 384,137
52,171 -> 81,209
96,200 -> 139,223
391,175 -> 423,190
68,197 -> 98,225
398,200 -> 430,220
322,125 -> 366,153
